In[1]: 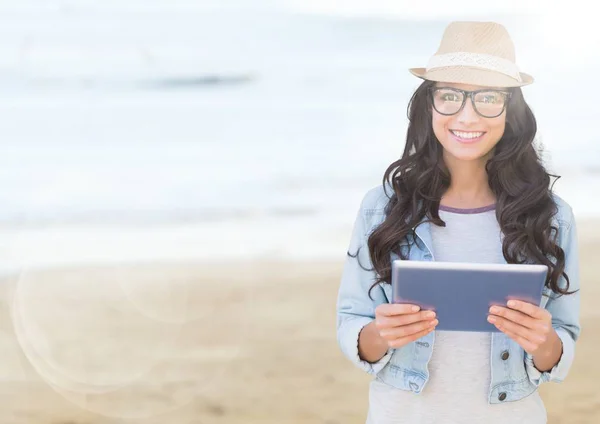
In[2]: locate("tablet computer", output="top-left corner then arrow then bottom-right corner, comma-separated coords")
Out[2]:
391,260 -> 548,332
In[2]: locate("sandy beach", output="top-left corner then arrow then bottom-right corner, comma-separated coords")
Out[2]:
0,219 -> 597,424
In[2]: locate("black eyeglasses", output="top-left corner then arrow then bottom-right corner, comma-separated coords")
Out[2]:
430,87 -> 512,118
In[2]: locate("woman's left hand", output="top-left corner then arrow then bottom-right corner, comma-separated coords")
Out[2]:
487,300 -> 556,357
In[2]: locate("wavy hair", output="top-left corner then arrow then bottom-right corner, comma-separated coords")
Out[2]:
352,79 -> 574,299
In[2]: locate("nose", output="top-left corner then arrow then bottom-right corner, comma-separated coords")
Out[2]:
456,97 -> 480,125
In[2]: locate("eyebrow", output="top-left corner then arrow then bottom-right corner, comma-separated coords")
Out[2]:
436,86 -> 507,92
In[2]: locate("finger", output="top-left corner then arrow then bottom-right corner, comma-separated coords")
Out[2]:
488,306 -> 541,330
388,323 -> 437,348
506,300 -> 551,321
381,318 -> 438,340
376,310 -> 436,331
496,325 -> 538,353
489,316 -> 548,344
376,303 -> 421,317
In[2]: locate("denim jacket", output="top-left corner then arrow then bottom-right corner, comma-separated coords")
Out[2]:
336,184 -> 581,404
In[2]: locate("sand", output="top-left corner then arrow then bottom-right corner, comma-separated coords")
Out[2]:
0,220 -> 597,424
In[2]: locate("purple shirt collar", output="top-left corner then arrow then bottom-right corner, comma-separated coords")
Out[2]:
438,204 -> 496,214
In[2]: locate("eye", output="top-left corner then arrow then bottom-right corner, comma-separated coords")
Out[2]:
482,96 -> 497,103
439,92 -> 461,102
478,93 -> 503,104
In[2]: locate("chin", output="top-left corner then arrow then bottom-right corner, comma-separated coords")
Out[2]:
445,147 -> 491,162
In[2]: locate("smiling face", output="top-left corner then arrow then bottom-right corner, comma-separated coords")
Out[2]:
431,82 -> 508,164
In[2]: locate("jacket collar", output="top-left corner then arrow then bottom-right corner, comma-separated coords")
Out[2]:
413,219 -> 434,255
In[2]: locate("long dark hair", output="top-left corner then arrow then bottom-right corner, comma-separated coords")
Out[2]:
353,79 -> 574,299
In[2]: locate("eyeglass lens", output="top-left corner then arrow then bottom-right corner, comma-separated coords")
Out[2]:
432,88 -> 507,118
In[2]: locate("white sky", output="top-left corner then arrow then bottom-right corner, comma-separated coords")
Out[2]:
284,0 -> 600,65
284,0 -> 547,18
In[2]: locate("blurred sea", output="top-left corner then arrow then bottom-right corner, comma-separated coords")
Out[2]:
0,1 -> 598,268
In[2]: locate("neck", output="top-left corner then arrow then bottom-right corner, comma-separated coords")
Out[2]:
441,153 -> 496,208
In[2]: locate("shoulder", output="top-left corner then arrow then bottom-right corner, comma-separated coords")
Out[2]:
550,192 -> 575,231
356,184 -> 394,232
359,183 -> 393,212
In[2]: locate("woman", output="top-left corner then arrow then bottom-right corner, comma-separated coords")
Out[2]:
335,21 -> 580,423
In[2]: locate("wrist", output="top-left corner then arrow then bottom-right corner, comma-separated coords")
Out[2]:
533,328 -> 562,371
358,320 -> 390,363
370,320 -> 390,351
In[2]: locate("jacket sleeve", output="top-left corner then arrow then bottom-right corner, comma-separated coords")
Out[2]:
525,210 -> 581,385
336,196 -> 393,375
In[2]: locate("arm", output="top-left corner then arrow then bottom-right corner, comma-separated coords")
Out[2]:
336,197 -> 393,375
525,212 -> 581,385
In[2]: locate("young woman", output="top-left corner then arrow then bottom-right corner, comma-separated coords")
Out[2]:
336,21 -> 580,423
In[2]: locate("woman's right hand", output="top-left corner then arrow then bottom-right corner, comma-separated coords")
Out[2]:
374,304 -> 438,348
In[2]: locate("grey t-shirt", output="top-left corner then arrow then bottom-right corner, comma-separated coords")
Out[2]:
365,205 -> 547,424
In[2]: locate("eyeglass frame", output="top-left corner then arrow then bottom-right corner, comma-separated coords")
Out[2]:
429,86 -> 513,118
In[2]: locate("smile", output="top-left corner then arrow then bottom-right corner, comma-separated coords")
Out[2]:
450,130 -> 486,143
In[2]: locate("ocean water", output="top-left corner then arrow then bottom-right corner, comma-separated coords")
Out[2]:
0,2 -> 598,267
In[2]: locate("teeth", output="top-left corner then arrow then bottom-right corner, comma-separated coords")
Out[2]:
451,130 -> 484,139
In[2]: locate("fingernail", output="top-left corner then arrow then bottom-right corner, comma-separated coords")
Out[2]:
488,316 -> 496,323
508,300 -> 517,308
426,311 -> 436,318
489,306 -> 498,314
412,305 -> 420,312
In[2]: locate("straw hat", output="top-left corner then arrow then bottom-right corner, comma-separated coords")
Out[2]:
409,21 -> 533,87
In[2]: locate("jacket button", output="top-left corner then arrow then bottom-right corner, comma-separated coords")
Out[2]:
501,350 -> 510,360
498,392 -> 507,401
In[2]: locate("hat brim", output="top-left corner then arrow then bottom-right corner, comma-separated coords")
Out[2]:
409,67 -> 534,88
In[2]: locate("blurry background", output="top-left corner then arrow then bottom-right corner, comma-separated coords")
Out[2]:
0,0 -> 598,423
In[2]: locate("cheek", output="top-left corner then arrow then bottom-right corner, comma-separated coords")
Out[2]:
432,114 -> 450,143
487,118 -> 507,144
